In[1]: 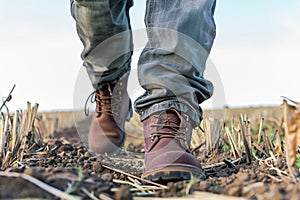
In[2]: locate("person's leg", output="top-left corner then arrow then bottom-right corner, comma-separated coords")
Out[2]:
71,0 -> 133,154
135,0 -> 216,180
70,0 -> 133,87
136,0 -> 216,125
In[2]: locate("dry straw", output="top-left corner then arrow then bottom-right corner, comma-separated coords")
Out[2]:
191,97 -> 300,183
0,102 -> 43,169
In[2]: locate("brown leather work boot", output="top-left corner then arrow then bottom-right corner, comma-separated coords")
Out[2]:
142,109 -> 205,181
88,72 -> 132,154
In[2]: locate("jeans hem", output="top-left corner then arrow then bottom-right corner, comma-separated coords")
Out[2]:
90,61 -> 131,90
138,101 -> 202,128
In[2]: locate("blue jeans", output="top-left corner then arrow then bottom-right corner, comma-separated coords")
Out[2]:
71,0 -> 216,126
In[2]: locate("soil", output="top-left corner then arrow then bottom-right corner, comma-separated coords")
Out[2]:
1,123 -> 300,200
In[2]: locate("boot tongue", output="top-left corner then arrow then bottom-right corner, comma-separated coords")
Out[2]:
145,109 -> 184,152
95,86 -> 113,116
159,110 -> 181,131
99,89 -> 111,105
99,85 -> 111,96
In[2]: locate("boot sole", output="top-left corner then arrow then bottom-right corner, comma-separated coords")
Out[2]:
141,164 -> 206,182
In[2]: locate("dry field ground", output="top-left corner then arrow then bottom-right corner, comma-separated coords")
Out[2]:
1,104 -> 300,200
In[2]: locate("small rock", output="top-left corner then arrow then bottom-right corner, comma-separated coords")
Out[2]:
115,185 -> 133,200
92,162 -> 103,173
101,173 -> 112,182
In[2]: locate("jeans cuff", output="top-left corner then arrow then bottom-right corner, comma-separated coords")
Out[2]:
90,60 -> 131,90
138,101 -> 202,128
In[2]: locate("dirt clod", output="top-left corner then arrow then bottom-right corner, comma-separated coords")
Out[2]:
115,185 -> 133,200
101,172 -> 113,181
92,162 -> 103,173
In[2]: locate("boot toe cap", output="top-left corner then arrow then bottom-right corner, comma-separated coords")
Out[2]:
145,150 -> 202,173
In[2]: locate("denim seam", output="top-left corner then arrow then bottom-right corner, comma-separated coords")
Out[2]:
146,0 -> 154,44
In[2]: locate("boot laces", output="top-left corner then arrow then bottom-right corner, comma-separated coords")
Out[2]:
149,110 -> 189,152
84,85 -> 122,117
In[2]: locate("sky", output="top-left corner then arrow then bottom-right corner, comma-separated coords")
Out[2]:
0,0 -> 300,112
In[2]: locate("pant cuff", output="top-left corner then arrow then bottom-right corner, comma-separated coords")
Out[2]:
88,59 -> 131,90
138,101 -> 202,128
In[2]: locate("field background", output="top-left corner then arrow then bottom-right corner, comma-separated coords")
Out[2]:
40,106 -> 281,134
